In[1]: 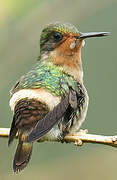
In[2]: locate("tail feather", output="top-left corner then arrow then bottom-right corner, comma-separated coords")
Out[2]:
13,142 -> 33,173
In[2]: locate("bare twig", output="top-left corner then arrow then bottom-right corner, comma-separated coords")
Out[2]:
0,128 -> 117,148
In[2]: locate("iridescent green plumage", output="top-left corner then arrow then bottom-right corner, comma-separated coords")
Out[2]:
45,22 -> 79,33
11,57 -> 78,97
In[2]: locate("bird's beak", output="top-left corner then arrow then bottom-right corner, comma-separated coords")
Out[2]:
76,32 -> 110,39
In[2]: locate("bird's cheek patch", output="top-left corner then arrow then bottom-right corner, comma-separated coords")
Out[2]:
82,40 -> 85,47
70,41 -> 76,49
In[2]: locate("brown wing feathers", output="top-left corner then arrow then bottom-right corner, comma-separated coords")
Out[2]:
8,98 -> 49,173
26,93 -> 70,142
9,98 -> 49,145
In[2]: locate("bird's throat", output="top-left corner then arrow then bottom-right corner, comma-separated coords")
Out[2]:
50,47 -> 83,83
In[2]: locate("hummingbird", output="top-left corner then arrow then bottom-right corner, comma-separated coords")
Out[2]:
8,22 -> 109,173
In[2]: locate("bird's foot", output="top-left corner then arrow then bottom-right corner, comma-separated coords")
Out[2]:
72,129 -> 88,146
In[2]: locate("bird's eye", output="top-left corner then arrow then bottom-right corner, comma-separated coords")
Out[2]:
51,32 -> 63,42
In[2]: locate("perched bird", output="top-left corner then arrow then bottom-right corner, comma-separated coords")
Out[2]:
8,22 -> 109,173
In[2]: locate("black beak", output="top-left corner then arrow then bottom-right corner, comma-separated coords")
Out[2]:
76,32 -> 110,39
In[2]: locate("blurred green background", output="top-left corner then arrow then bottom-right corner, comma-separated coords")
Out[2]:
0,0 -> 117,179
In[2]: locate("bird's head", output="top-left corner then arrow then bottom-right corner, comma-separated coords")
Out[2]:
40,22 -> 109,81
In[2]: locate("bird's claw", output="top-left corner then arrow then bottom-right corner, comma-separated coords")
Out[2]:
75,139 -> 83,146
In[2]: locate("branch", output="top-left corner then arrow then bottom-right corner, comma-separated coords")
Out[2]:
1,128 -> 117,148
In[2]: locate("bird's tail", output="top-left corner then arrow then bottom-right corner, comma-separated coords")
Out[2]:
13,141 -> 33,173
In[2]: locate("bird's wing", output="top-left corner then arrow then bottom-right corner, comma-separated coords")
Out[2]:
8,98 -> 50,146
26,92 -> 70,142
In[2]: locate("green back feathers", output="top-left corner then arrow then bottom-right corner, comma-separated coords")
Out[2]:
12,58 -> 77,97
